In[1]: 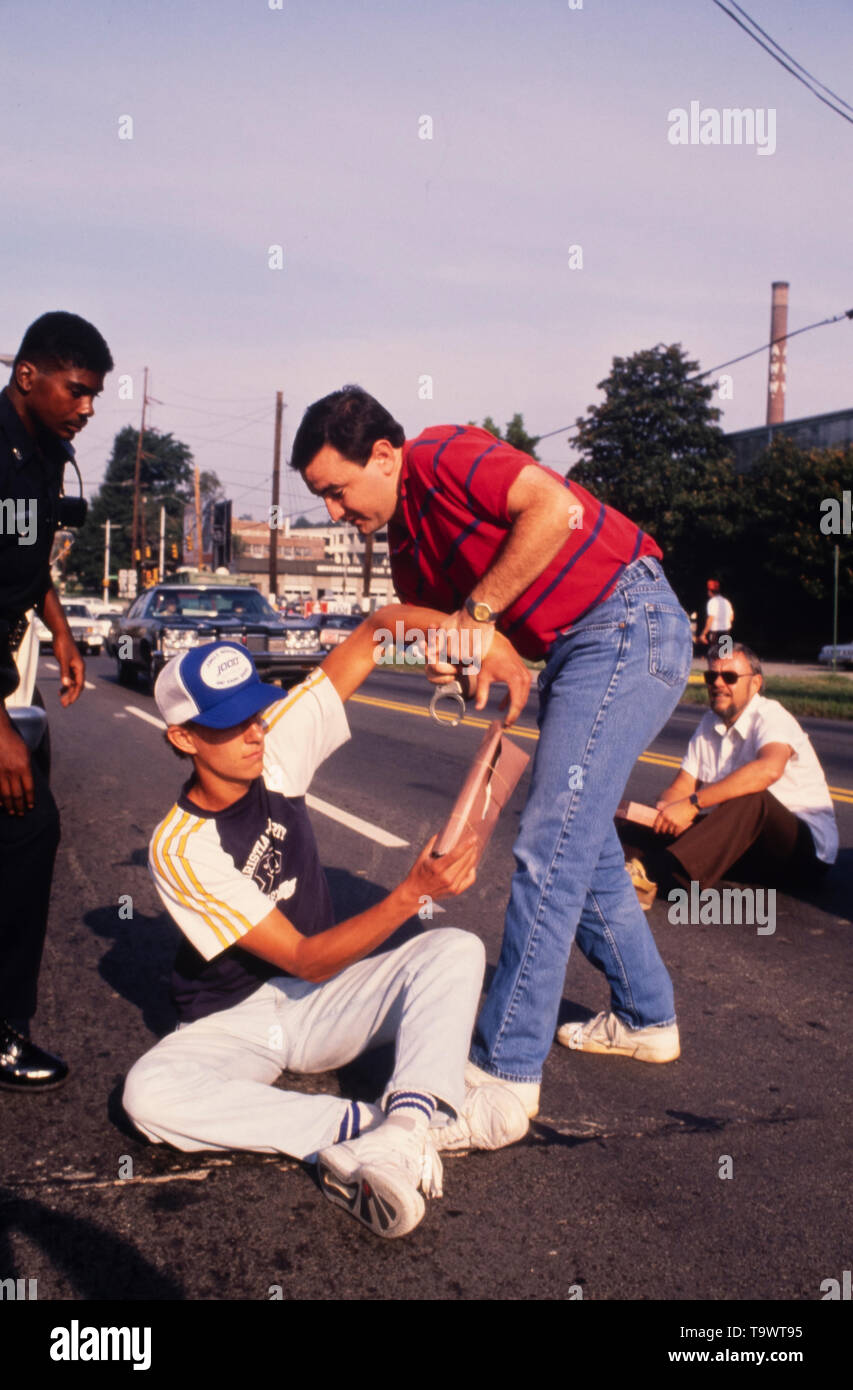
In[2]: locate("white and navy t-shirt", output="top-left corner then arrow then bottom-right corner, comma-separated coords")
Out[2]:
149,668 -> 349,1022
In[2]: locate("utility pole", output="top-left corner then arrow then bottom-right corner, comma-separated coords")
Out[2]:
103,519 -> 111,603
268,391 -> 284,599
159,505 -> 166,582
193,466 -> 203,570
832,545 -> 840,672
131,367 -> 149,579
361,534 -> 374,608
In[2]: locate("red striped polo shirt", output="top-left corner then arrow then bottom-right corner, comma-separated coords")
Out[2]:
388,425 -> 662,661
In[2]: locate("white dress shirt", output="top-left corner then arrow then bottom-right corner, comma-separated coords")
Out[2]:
681,693 -> 838,863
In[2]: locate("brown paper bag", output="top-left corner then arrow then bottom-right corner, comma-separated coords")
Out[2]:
433,721 -> 530,861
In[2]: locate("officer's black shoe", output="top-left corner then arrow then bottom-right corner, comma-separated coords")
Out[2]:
0,1021 -> 69,1091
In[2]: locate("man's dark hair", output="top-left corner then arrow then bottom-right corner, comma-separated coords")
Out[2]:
708,641 -> 764,693
290,385 -> 405,473
13,311 -> 114,376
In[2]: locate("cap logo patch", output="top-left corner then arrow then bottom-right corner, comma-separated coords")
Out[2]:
200,649 -> 253,690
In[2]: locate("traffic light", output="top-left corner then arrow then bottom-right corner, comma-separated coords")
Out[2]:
212,500 -> 232,568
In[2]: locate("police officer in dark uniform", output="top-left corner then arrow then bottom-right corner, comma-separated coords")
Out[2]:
0,311 -> 113,1089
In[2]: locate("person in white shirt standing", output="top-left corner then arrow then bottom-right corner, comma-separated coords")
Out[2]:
699,579 -> 734,649
628,644 -> 838,894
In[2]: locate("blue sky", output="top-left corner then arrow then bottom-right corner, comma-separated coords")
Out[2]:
2,0 -> 851,519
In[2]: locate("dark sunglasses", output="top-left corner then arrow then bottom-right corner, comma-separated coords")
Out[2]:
703,670 -> 747,687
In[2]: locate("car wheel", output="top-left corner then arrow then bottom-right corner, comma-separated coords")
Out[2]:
116,654 -> 134,686
141,646 -> 156,690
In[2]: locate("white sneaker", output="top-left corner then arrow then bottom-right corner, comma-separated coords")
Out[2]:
432,1082 -> 530,1154
556,1011 -> 680,1063
465,1060 -> 540,1118
316,1116 -> 443,1239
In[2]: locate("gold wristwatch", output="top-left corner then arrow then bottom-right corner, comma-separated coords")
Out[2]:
464,597 -> 499,623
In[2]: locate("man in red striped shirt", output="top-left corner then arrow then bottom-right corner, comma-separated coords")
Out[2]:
292,386 -> 693,1125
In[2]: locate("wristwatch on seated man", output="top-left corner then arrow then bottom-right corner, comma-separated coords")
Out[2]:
464,597 -> 500,624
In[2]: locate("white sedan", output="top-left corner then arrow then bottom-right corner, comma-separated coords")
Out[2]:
60,601 -> 104,655
818,641 -> 853,668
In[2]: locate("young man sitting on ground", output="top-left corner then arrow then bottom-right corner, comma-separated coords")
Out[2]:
123,609 -> 529,1239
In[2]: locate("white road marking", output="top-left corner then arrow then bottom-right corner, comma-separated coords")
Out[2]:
118,703 -> 407,846
44,660 -> 59,672
125,705 -> 167,730
84,681 -> 95,690
306,794 -> 409,847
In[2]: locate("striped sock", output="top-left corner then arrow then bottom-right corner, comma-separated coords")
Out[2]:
334,1101 -> 382,1144
385,1089 -> 436,1130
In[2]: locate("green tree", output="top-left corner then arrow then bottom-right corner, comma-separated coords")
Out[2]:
199,470 -> 224,504
67,426 -> 222,593
736,438 -> 853,657
470,413 -> 540,459
570,343 -> 739,605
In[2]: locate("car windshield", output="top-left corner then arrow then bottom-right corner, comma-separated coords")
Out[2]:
64,604 -> 91,618
150,589 -> 277,620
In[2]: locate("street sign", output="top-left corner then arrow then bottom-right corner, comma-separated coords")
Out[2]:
118,568 -> 138,599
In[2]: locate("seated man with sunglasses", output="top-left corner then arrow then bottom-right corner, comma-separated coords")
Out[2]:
631,644 -> 837,897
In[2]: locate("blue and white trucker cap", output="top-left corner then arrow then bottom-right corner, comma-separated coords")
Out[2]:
155,642 -> 282,729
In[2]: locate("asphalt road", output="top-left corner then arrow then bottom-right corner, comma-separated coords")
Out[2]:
3,654 -> 851,1311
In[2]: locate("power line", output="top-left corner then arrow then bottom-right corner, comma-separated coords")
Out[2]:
230,483 -> 272,503
162,385 -> 273,405
172,404 -> 274,447
726,0 -> 853,113
689,307 -> 853,380
710,0 -> 853,126
536,425 -> 576,443
529,306 -> 853,442
155,399 -> 274,424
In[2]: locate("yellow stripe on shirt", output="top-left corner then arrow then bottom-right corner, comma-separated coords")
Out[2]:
175,817 -> 257,943
151,807 -> 252,950
264,667 -> 326,733
150,808 -> 233,950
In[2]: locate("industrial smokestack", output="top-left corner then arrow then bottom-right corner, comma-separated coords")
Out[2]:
767,281 -> 789,426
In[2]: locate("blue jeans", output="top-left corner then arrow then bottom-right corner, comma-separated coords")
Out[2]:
470,556 -> 693,1083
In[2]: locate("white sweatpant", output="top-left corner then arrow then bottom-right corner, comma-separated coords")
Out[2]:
123,928 -> 485,1162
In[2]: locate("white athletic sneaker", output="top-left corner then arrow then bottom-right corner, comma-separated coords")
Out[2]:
431,1082 -> 531,1155
556,1011 -> 681,1062
316,1116 -> 443,1239
464,1060 -> 540,1118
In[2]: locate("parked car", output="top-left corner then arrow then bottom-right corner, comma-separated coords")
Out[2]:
5,618 -> 51,779
318,613 -> 364,650
75,597 -> 127,647
106,582 -> 326,689
818,640 -> 853,668
60,601 -> 104,655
